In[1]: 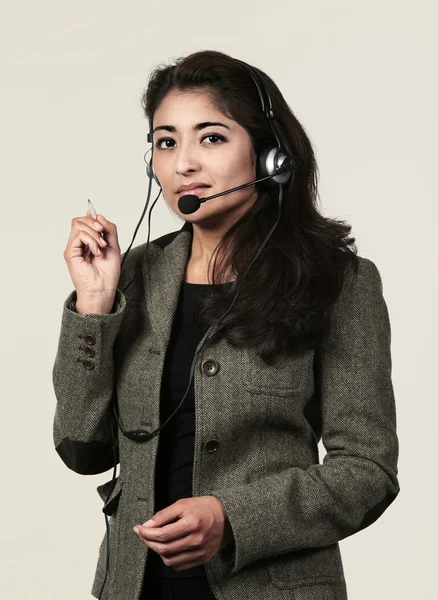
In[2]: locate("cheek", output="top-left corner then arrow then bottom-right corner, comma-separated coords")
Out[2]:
221,151 -> 256,181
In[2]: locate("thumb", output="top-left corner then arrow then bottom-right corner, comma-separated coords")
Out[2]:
142,503 -> 182,527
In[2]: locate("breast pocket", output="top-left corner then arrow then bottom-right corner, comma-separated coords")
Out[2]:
241,347 -> 314,397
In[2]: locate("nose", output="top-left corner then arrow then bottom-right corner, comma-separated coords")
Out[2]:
174,140 -> 201,176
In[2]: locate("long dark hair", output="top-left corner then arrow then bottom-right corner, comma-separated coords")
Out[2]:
141,50 -> 359,364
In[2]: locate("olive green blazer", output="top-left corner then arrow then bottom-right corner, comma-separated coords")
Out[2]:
52,221 -> 400,600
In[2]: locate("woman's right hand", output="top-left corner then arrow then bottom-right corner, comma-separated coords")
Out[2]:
64,212 -> 121,314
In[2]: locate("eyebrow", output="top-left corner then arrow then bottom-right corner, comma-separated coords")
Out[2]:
152,121 -> 230,135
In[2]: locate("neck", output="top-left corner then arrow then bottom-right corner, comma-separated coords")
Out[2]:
182,221 -> 236,284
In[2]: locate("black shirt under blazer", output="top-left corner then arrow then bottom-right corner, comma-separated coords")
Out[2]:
52,220 -> 400,600
150,279 -> 229,580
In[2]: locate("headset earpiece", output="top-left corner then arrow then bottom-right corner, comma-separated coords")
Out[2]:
235,60 -> 298,186
257,146 -> 294,185
146,161 -> 161,186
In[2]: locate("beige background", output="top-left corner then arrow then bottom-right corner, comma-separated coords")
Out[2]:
1,0 -> 436,598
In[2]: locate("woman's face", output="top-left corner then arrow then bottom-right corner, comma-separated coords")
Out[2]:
151,89 -> 258,227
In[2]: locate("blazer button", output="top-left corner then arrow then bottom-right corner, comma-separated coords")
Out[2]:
204,439 -> 219,453
201,359 -> 220,376
84,346 -> 95,358
78,334 -> 96,346
82,359 -> 95,370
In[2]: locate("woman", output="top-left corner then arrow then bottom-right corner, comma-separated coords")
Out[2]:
52,50 -> 400,600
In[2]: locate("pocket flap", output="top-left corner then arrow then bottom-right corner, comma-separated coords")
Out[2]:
96,476 -> 124,516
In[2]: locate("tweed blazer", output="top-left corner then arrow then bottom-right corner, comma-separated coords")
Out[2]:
52,221 -> 400,600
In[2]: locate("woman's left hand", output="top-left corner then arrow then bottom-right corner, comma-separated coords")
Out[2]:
133,496 -> 234,571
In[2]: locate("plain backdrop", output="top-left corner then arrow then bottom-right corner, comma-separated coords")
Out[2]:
1,1 -> 437,598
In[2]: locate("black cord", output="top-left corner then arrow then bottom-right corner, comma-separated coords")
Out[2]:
112,183 -> 287,444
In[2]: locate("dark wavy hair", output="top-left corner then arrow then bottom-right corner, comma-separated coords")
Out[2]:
141,50 -> 359,364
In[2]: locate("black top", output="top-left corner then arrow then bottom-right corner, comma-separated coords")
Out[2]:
146,280 -> 229,579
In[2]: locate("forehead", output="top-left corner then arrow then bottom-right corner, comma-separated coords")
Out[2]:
153,89 -> 232,127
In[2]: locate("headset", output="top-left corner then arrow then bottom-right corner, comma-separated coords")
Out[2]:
145,61 -> 294,190
97,58 -> 298,599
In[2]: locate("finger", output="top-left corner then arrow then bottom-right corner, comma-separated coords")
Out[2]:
95,214 -> 120,252
70,220 -> 108,246
172,554 -> 204,570
72,215 -> 105,234
163,549 -> 202,567
68,231 -> 103,259
137,518 -> 192,543
139,534 -> 199,558
173,560 -> 201,571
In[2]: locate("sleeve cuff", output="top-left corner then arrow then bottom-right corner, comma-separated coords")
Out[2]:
66,289 -> 125,316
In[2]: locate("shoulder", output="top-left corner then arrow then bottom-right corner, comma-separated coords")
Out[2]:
332,254 -> 386,320
318,254 -> 390,353
344,255 -> 384,294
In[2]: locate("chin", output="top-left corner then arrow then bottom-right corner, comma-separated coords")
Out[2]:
182,207 -> 228,228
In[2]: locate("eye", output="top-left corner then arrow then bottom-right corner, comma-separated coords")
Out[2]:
202,134 -> 226,144
155,138 -> 175,149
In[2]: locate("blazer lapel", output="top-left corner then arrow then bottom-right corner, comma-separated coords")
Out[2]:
142,221 -> 193,348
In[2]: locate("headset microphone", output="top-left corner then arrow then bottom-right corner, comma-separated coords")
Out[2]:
178,157 -> 294,215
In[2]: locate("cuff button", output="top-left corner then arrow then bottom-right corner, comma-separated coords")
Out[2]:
76,358 -> 95,370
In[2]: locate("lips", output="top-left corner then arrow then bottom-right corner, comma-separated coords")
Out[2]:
177,185 -> 211,196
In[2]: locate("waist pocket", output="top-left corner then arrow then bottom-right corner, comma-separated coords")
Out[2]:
267,543 -> 345,588
96,475 -> 124,516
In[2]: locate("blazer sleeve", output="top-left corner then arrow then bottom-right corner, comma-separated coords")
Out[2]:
52,288 -> 127,475
209,257 -> 400,575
